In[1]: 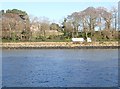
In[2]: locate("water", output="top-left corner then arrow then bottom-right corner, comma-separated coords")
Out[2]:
2,49 -> 118,87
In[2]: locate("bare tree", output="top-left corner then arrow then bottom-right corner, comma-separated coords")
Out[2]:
83,7 -> 98,38
40,17 -> 50,37
96,7 -> 107,35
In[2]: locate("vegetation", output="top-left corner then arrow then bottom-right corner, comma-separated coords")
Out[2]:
1,7 -> 119,42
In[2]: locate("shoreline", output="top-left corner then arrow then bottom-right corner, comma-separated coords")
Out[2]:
1,42 -> 119,49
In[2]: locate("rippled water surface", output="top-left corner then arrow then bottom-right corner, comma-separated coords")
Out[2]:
2,49 -> 118,87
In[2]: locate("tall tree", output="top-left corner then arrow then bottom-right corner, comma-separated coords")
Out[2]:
67,12 -> 81,37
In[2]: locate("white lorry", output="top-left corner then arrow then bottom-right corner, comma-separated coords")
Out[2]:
72,38 -> 85,43
72,37 -> 92,43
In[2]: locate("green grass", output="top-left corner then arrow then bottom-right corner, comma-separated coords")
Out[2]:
2,38 -> 71,42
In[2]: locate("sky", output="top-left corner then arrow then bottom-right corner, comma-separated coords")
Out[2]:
1,2 -> 118,23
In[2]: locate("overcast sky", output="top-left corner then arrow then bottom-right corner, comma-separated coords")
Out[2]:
1,2 -> 118,23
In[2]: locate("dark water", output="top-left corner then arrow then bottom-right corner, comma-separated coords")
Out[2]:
2,49 -> 118,87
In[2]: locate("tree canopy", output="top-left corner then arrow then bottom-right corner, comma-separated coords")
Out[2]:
1,7 -> 119,42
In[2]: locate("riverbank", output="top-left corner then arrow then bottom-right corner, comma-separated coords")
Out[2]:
1,42 -> 119,49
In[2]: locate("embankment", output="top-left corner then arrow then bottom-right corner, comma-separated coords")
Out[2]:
1,42 -> 119,49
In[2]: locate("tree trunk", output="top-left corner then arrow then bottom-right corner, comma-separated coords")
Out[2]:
115,13 -> 117,31
86,31 -> 88,39
99,17 -> 102,35
43,30 -> 46,37
76,26 -> 79,37
8,23 -> 12,39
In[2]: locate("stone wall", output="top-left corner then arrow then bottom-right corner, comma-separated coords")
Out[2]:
1,42 -> 119,49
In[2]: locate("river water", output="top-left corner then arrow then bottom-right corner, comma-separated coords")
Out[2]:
2,49 -> 118,87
